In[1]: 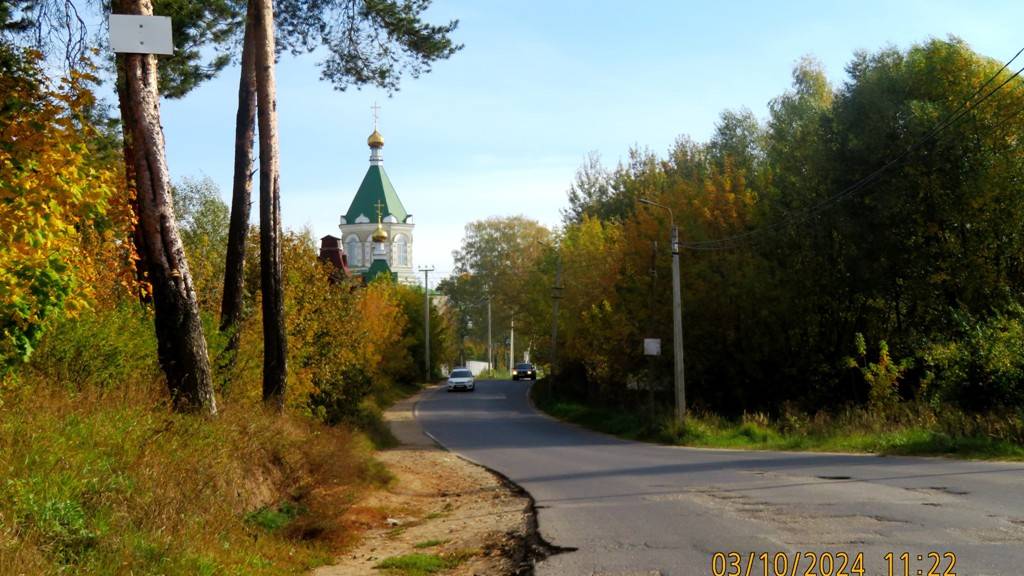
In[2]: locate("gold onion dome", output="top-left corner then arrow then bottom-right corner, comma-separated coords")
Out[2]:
367,129 -> 384,148
372,221 -> 389,243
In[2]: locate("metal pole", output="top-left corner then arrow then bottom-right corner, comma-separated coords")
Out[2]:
419,266 -> 434,380
670,224 -> 686,420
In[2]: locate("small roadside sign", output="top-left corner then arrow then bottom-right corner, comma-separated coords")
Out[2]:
643,338 -> 661,356
109,15 -> 173,55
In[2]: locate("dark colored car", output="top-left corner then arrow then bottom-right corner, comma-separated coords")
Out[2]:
512,363 -> 537,381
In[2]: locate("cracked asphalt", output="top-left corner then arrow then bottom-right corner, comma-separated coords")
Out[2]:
416,380 -> 1024,576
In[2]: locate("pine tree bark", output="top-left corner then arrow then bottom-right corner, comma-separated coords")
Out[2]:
219,6 -> 258,348
113,0 -> 217,415
252,0 -> 287,407
114,57 -> 151,304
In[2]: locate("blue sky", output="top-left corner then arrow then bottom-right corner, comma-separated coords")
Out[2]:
155,0 -> 1022,284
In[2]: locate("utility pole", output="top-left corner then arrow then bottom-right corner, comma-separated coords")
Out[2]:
536,238 -> 563,378
510,316 -> 515,369
639,198 -> 686,421
419,266 -> 434,380
670,224 -> 685,419
487,295 -> 493,371
551,250 -> 562,376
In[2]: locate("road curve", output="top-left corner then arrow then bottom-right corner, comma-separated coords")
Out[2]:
416,380 -> 1024,576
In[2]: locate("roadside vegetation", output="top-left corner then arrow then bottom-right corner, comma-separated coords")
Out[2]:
375,549 -> 479,576
448,38 -> 1024,460
0,41 -> 457,573
533,381 -> 1024,460
0,378 -> 388,574
477,368 -> 512,380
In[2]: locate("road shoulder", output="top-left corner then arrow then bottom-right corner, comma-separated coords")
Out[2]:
314,387 -> 533,576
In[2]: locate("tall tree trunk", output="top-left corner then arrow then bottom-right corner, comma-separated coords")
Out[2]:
253,0 -> 287,407
113,0 -> 217,415
219,7 -> 258,349
114,57 -> 151,304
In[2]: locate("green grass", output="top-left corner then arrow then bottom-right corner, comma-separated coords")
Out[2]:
476,369 -> 512,380
245,502 -> 305,532
0,382 -> 387,575
374,550 -> 475,575
533,385 -> 1024,461
358,379 -> 431,449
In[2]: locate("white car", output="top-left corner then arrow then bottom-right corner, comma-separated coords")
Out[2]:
446,368 -> 475,392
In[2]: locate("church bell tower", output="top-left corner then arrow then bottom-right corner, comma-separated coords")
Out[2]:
338,105 -> 415,283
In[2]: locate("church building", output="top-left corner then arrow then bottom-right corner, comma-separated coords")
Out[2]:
337,123 -> 416,284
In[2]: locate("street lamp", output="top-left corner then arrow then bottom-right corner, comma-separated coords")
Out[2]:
638,198 -> 686,421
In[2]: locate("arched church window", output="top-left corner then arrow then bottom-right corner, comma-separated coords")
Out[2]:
395,235 -> 408,266
346,236 -> 361,266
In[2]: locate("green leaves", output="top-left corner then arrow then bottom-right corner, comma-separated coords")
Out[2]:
552,38 -> 1024,415
1,49 -> 128,374
276,0 -> 462,93
147,0 -> 247,99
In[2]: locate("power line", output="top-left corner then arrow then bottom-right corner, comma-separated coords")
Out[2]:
678,46 -> 1024,252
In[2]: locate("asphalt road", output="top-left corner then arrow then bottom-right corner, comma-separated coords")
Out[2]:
416,380 -> 1024,576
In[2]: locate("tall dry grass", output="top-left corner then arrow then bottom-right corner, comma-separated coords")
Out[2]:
0,305 -> 391,575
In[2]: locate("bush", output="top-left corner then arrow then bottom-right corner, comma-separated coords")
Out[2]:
25,304 -> 158,391
0,50 -> 130,376
308,364 -> 374,425
923,308 -> 1024,410
845,334 -> 909,410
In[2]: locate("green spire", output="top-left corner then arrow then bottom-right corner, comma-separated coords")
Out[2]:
344,165 -> 408,223
364,258 -> 397,283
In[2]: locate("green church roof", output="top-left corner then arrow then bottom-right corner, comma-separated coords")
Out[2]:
345,165 -> 408,223
364,257 -> 397,283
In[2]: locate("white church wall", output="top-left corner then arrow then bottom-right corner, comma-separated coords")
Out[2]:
338,222 -> 415,274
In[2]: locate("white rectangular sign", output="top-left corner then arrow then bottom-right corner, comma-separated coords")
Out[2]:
109,15 -> 173,55
643,338 -> 661,356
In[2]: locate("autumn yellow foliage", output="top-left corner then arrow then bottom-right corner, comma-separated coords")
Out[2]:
0,50 -> 132,371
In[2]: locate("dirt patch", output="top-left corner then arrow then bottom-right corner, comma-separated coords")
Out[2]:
313,388 -> 534,576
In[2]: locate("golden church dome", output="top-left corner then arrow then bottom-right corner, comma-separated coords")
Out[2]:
367,129 -> 384,148
372,222 -> 389,243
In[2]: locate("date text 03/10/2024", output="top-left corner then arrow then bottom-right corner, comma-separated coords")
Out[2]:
710,550 -> 957,576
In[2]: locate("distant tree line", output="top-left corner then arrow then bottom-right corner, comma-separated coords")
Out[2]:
447,38 -> 1024,416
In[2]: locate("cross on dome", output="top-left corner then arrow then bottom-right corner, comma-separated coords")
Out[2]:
367,103 -> 385,152
372,199 -> 389,243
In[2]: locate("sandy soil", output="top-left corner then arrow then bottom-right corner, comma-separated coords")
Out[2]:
314,389 -> 532,576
